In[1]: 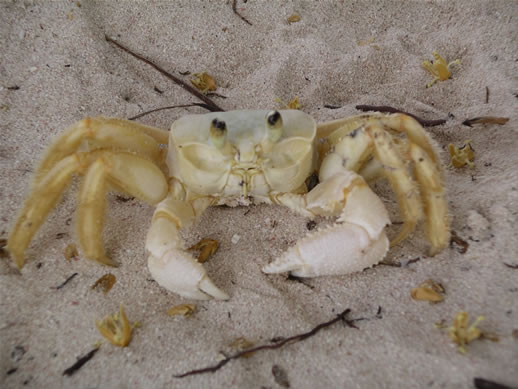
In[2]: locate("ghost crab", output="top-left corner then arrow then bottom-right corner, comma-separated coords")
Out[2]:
8,110 -> 449,299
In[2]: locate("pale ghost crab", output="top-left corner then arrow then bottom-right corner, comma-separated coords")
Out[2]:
8,110 -> 449,299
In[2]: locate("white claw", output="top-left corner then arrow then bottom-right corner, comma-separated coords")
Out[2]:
263,172 -> 391,278
147,249 -> 229,300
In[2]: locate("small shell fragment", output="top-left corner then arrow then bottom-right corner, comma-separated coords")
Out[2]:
287,12 -> 301,24
96,305 -> 133,347
190,72 -> 217,94
422,51 -> 460,88
448,311 -> 484,354
64,243 -> 78,260
448,141 -> 475,168
230,337 -> 255,357
91,273 -> 116,294
188,238 -> 219,263
410,279 -> 445,303
167,304 -> 196,318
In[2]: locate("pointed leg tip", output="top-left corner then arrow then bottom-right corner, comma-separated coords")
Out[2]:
199,278 -> 230,300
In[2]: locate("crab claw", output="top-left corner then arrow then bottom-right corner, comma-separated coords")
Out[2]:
263,171 -> 391,277
146,216 -> 228,300
148,250 -> 229,300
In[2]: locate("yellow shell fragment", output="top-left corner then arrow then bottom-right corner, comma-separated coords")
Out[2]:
91,273 -> 116,294
410,279 -> 445,303
230,337 -> 256,357
190,72 -> 217,94
448,141 -> 475,168
188,238 -> 219,263
167,304 -> 196,318
96,305 -> 133,347
422,51 -> 460,88
287,12 -> 301,23
274,96 -> 302,110
448,311 -> 484,354
64,243 -> 78,260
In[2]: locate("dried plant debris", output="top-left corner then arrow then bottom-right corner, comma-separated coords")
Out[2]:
229,337 -> 256,358
168,304 -> 196,318
55,273 -> 78,289
450,231 -> 469,253
448,312 -> 485,354
355,105 -> 447,127
272,364 -> 291,388
275,97 -> 302,110
64,243 -> 79,260
0,238 -> 8,258
410,279 -> 445,303
473,377 -> 516,389
62,347 -> 99,376
287,12 -> 301,24
232,0 -> 252,25
462,117 -> 509,127
422,51 -> 460,88
96,305 -> 133,347
357,37 -> 381,50
105,35 -> 224,112
190,72 -> 217,94
188,238 -> 219,263
91,273 -> 116,294
175,308 -> 359,378
448,141 -> 475,168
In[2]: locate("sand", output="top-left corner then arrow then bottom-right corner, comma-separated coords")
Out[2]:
1,1 -> 517,388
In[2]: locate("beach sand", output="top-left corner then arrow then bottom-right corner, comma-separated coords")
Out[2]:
1,1 -> 517,388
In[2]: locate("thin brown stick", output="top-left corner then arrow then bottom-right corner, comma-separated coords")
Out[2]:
232,0 -> 253,25
128,103 -> 214,120
485,87 -> 489,104
175,309 -> 358,378
355,105 -> 447,127
105,35 -> 224,112
63,347 -> 100,376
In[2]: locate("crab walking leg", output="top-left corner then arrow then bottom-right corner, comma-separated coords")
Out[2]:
76,158 -> 114,266
410,144 -> 450,255
366,124 -> 422,247
34,117 -> 167,186
77,152 -> 169,266
264,171 -> 390,277
8,155 -> 84,268
146,181 -> 228,300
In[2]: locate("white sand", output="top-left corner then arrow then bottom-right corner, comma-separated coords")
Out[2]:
1,1 -> 517,388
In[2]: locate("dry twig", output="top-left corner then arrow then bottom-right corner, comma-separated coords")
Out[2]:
355,105 -> 447,127
105,36 -> 224,112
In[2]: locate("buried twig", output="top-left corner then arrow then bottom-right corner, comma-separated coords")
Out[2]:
128,103 -> 214,120
232,0 -> 253,25
55,272 -> 79,290
62,347 -> 100,376
355,105 -> 447,127
105,35 -> 224,112
462,117 -> 509,127
175,308 -> 379,378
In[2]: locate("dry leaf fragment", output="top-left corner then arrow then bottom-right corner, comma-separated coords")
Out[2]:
91,273 -> 116,294
462,116 -> 510,127
448,311 -> 484,354
410,279 -> 445,303
272,364 -> 291,388
230,337 -> 255,357
190,72 -> 217,94
64,243 -> 78,260
422,51 -> 460,88
167,304 -> 196,318
188,238 -> 219,263
275,96 -> 302,110
448,141 -> 475,168
96,305 -> 133,347
287,12 -> 301,23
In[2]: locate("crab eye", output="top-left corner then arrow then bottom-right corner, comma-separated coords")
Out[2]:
210,118 -> 227,149
266,110 -> 283,143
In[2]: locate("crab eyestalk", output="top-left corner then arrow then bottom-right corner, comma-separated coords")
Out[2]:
209,118 -> 227,149
266,110 -> 283,143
